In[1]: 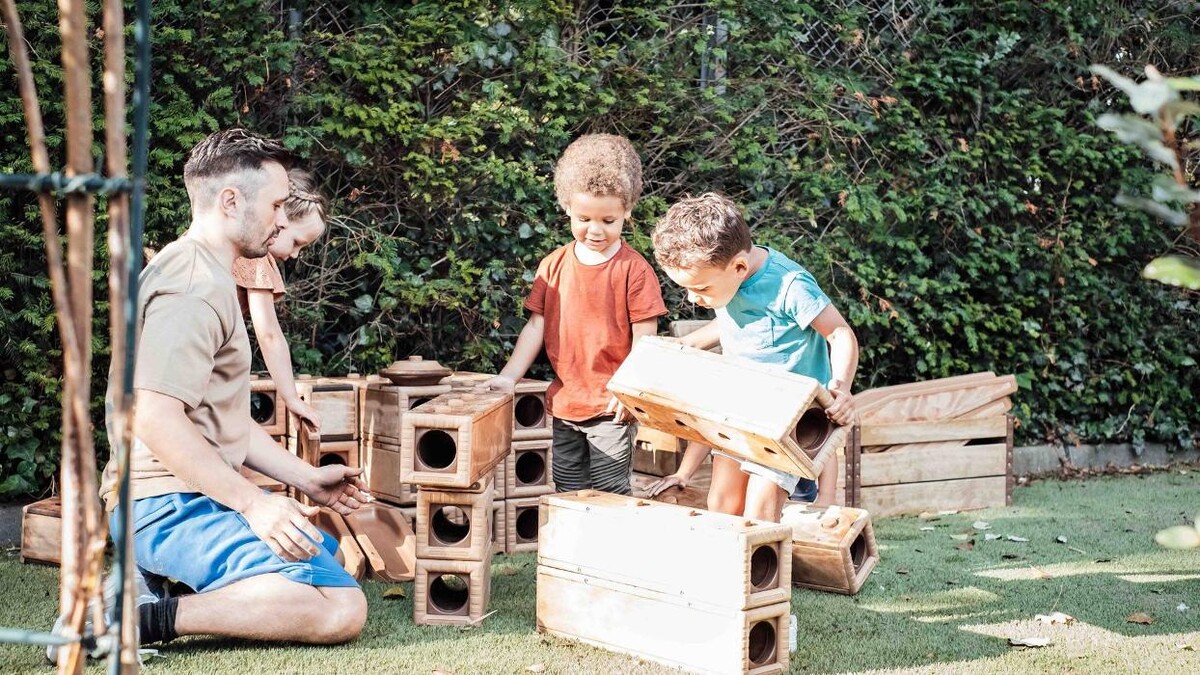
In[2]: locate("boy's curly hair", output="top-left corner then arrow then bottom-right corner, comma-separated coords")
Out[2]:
652,193 -> 752,269
553,134 -> 643,210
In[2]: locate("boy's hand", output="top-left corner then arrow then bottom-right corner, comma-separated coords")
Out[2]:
301,465 -> 373,516
482,374 -> 516,393
605,395 -> 633,424
645,473 -> 687,497
824,381 -> 856,426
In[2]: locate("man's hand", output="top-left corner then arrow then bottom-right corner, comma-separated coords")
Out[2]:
241,493 -> 324,562
605,395 -> 633,424
824,381 -> 856,426
301,465 -> 373,516
645,473 -> 687,497
285,397 -> 322,433
482,374 -> 516,394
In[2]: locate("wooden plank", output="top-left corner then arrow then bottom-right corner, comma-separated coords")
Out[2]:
414,557 -> 491,626
362,381 -> 451,446
415,479 -> 495,561
858,376 -> 1017,423
859,443 -> 1009,487
858,476 -> 1009,517
539,491 -> 792,610
780,503 -> 878,595
537,565 -> 788,675
854,372 -> 998,412
858,416 -> 1008,446
400,391 -> 514,489
506,439 -> 554,498
342,502 -> 416,582
21,497 -> 62,565
609,337 -> 842,479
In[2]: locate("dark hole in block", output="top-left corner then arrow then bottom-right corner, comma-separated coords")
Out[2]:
515,450 -> 547,486
430,506 -> 471,546
850,532 -> 867,572
409,396 -> 434,410
633,406 -> 647,415
793,407 -> 833,459
428,574 -> 469,615
514,394 -> 546,428
749,544 -> 780,591
675,418 -> 689,429
416,429 -> 458,471
249,391 -> 275,425
747,620 -> 778,666
515,506 -> 539,543
319,453 -> 347,467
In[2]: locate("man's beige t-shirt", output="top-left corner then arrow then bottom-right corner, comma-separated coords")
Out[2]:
100,237 -> 252,510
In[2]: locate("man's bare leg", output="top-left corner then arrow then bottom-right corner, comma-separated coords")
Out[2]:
743,475 -> 788,523
173,573 -> 366,644
707,453 -> 749,516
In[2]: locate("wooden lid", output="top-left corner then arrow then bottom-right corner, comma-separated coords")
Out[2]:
380,356 -> 452,386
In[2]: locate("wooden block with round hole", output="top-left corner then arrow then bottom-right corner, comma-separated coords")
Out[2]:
362,381 -> 451,446
512,379 -> 553,439
400,391 -> 514,489
505,496 -> 542,554
249,376 -> 286,435
780,502 -> 878,595
537,565 -> 788,675
538,490 -> 791,610
314,439 -> 359,470
491,501 -> 506,555
413,557 -> 492,626
21,497 -> 62,565
361,438 -> 416,506
415,479 -> 495,561
506,439 -> 554,498
609,337 -> 844,479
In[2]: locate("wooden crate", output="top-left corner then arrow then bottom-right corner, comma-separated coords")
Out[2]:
539,491 -> 791,610
362,380 -> 451,446
608,337 -> 845,480
848,416 -> 1013,517
400,391 -> 514,489
249,376 -> 287,435
414,557 -> 492,626
361,437 -> 416,506
415,480 -> 495,561
537,565 -> 788,675
506,439 -> 554,498
21,497 -> 61,565
633,426 -> 684,477
512,379 -> 553,440
491,501 -> 506,555
343,502 -> 416,582
781,503 -> 878,595
505,496 -> 542,554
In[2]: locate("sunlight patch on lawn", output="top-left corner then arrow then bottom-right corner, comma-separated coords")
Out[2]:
974,551 -> 1188,581
1118,573 -> 1200,583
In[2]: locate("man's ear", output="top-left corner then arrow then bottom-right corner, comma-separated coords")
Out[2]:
218,186 -> 240,218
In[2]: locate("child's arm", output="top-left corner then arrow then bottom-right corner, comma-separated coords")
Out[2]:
485,313 -> 546,393
645,440 -> 710,495
677,319 -> 720,350
810,304 -> 859,425
246,288 -> 321,430
605,317 -> 660,422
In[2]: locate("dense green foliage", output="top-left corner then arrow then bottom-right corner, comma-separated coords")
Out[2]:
2,1 -> 1198,496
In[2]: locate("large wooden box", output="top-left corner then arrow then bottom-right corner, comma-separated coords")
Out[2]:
781,503 -> 878,595
400,391 -> 514,489
506,439 -> 554,498
362,381 -> 451,446
537,565 -> 788,675
608,337 -> 845,479
415,480 -> 495,561
539,491 -> 791,610
414,557 -> 492,626
21,497 -> 62,565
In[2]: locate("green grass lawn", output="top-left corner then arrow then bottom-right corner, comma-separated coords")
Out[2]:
2,470 -> 1198,674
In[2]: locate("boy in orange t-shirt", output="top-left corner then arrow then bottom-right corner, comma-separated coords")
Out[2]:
486,134 -> 667,494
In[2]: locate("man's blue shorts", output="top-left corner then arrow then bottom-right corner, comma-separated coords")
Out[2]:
119,492 -> 358,594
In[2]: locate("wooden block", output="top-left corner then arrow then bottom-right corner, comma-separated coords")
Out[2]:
539,491 -> 791,610
314,439 -> 359,469
506,439 -> 555,498
293,376 -> 359,441
513,378 -> 553,439
361,438 -> 416,506
249,376 -> 286,435
537,565 -> 788,675
858,416 -> 1008,447
21,497 -> 61,565
491,501 -> 506,555
362,381 -> 451,446
858,476 -> 1010,517
400,391 -> 514,489
310,507 -> 367,581
505,496 -> 542,554
781,503 -> 878,595
492,458 -> 508,500
416,480 -> 495,561
342,502 -> 417,582
414,557 -> 492,626
608,337 -> 843,479
443,371 -> 493,390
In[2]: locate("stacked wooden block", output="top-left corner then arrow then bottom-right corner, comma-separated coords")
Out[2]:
538,491 -> 792,674
780,502 -> 879,595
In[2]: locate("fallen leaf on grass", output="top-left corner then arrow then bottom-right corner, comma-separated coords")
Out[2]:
495,562 -> 528,577
1009,636 -> 1051,648
920,526 -> 936,531
526,665 -> 546,673
1001,553 -> 1021,560
1177,643 -> 1196,651
457,609 -> 498,631
1007,535 -> 1029,542
938,510 -> 959,515
950,533 -> 973,541
985,533 -> 1002,541
1055,535 -> 1068,544
896,568 -> 910,575
1094,558 -> 1113,563
973,521 -> 991,530
382,586 -> 407,599
1035,612 -> 1076,625
918,512 -> 941,521
901,595 -> 912,601
956,541 -> 975,551
1178,603 -> 1189,612
1126,612 -> 1155,625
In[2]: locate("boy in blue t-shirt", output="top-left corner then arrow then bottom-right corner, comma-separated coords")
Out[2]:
646,193 -> 859,522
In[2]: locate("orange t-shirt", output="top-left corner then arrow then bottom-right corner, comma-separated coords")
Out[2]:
525,241 -> 667,421
231,255 -> 286,315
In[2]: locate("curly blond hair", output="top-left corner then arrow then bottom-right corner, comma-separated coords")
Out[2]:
553,134 -> 643,210
652,193 -> 752,269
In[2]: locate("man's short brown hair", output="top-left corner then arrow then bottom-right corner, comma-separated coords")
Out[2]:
553,134 -> 643,210
652,192 -> 751,269
183,129 -> 294,206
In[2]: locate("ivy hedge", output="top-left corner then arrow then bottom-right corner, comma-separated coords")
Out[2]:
2,0 -> 1197,497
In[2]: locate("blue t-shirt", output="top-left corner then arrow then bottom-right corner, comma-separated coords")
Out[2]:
716,247 -> 833,385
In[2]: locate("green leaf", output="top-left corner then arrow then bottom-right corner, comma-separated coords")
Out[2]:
1143,256 -> 1200,290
